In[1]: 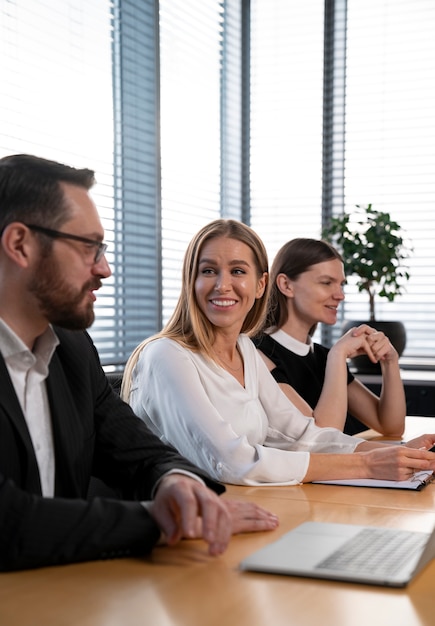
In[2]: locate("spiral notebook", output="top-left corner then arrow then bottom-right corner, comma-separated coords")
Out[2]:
240,520 -> 435,587
313,469 -> 433,491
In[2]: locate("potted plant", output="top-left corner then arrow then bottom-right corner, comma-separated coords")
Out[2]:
322,204 -> 412,372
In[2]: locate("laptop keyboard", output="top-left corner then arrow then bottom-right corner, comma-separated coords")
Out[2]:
316,527 -> 428,576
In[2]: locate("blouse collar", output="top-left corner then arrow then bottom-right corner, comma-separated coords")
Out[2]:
268,328 -> 313,356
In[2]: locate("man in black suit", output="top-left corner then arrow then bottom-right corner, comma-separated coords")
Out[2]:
0,154 -> 278,571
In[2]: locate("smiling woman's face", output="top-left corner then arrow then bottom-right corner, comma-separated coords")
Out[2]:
195,236 -> 267,334
283,258 -> 346,328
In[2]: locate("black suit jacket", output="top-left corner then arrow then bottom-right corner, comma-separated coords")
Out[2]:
0,327 -> 224,571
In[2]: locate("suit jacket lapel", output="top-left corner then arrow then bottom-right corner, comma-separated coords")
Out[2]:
0,355 -> 43,493
46,351 -> 82,497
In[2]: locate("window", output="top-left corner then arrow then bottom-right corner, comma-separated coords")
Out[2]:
159,0 -> 244,323
0,0 -> 116,363
2,0 -> 435,366
344,0 -> 435,363
1,0 -> 244,366
249,0 -> 325,261
111,0 -> 162,367
250,0 -> 435,364
114,0 -> 244,356
159,0 -> 224,323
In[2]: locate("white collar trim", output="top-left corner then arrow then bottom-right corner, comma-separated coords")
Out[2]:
269,328 -> 313,356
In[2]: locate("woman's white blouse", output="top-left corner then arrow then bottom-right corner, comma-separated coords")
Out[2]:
129,334 -> 362,486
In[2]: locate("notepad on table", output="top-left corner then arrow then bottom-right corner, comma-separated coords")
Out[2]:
313,470 -> 433,491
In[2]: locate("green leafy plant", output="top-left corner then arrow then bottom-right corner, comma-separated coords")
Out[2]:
322,204 -> 412,321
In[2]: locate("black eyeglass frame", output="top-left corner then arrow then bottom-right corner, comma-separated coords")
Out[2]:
25,223 -> 108,264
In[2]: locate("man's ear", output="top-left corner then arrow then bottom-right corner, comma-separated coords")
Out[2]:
0,223 -> 35,268
276,273 -> 294,297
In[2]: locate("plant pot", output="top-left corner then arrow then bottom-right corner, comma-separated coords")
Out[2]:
341,320 -> 406,374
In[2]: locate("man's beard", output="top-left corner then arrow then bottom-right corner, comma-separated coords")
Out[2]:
28,253 -> 100,330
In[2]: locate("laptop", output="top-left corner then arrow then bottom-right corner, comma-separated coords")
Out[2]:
240,521 -> 435,587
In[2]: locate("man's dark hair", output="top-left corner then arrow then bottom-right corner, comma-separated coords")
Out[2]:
0,154 -> 95,234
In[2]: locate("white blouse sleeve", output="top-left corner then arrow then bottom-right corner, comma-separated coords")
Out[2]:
129,338 -> 303,485
129,337 -> 362,486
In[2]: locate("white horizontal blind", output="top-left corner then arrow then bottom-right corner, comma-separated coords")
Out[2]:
221,0 -> 245,220
345,0 -> 435,362
320,0 -> 347,349
159,0 -> 224,324
110,0 -> 163,366
0,0 -> 115,363
249,0 -> 325,263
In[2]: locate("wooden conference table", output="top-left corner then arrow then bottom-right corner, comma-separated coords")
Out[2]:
2,416 -> 435,626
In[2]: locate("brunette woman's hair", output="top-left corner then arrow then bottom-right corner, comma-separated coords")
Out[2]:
262,237 -> 342,335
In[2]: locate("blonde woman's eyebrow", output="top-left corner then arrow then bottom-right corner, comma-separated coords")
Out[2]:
199,258 -> 251,267
229,259 -> 251,267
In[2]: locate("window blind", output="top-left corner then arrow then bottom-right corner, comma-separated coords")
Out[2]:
0,0 -> 116,364
1,0 -> 245,366
344,0 -> 435,362
321,0 -> 347,348
159,0 -> 225,324
249,0 -> 325,262
119,0 -> 245,340
5,1 -> 434,366
110,0 -> 162,366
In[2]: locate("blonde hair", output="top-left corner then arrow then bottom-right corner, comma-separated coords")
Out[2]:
121,219 -> 269,401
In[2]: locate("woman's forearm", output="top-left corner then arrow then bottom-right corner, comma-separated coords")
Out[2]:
377,359 -> 406,435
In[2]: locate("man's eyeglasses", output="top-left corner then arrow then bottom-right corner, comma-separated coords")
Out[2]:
25,224 -> 108,264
